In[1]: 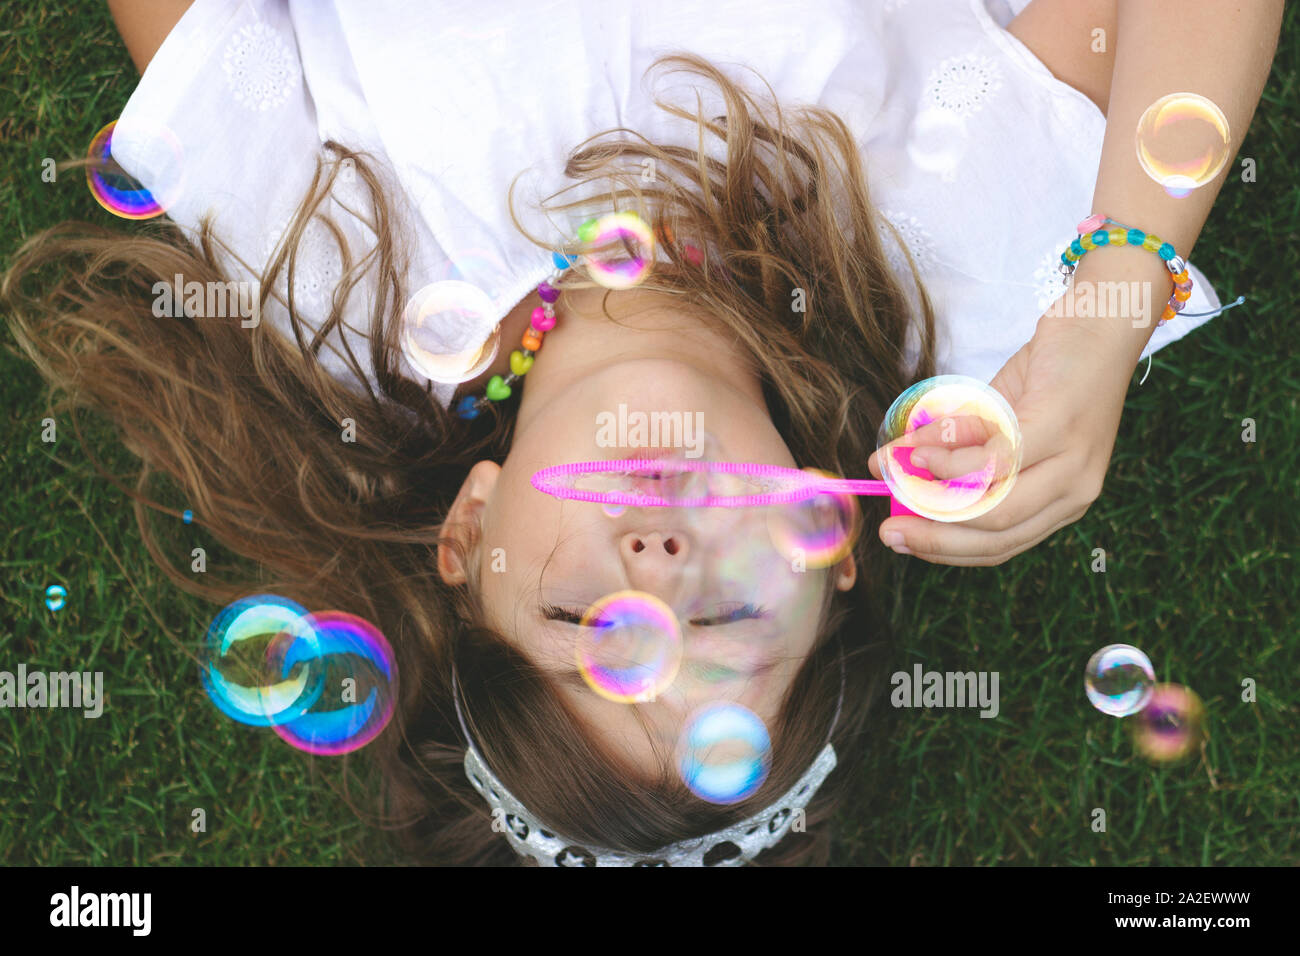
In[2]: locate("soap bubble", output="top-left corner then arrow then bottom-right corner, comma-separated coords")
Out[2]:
1084,644 -> 1155,717
1132,684 -> 1205,763
677,702 -> 772,804
575,590 -> 682,703
267,611 -> 397,755
581,211 -> 656,290
907,108 -> 969,181
766,468 -> 860,569
85,119 -> 185,220
201,595 -> 324,727
1135,93 -> 1231,198
876,375 -> 1022,521
601,503 -> 627,518
401,280 -> 500,384
44,585 -> 67,612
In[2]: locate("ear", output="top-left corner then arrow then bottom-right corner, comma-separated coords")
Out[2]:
437,461 -> 501,586
833,551 -> 857,592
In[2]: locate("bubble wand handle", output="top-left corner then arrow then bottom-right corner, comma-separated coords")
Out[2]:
814,478 -> 890,496
812,477 -> 919,517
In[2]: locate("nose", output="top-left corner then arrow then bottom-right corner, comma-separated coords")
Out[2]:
620,529 -> 690,597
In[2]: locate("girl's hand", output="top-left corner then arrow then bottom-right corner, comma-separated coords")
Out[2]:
867,312 -> 1134,566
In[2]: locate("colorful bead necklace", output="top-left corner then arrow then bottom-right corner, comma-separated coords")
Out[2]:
453,251 -> 575,421
452,218 -> 699,421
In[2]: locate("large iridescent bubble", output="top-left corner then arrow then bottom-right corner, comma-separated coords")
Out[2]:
85,120 -> 185,220
575,591 -> 683,704
1131,684 -> 1205,763
765,468 -> 860,570
401,280 -> 500,384
876,375 -> 1022,522
1084,644 -> 1156,718
200,595 -> 324,727
677,702 -> 772,805
267,611 -> 397,755
1135,93 -> 1231,199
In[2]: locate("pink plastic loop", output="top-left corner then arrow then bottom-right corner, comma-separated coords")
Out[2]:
1077,213 -> 1106,235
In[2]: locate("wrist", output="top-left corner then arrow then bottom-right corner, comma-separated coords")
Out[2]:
1051,243 -> 1174,364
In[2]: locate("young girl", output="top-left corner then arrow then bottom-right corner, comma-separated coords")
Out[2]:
4,0 -> 1279,865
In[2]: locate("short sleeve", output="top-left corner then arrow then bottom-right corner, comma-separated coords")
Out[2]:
111,0 -> 402,400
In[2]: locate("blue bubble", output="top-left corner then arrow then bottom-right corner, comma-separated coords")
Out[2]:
268,611 -> 396,755
200,595 -> 325,727
44,584 -> 68,612
677,703 -> 771,804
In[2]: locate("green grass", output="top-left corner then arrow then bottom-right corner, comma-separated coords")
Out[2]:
1,4 -> 1297,866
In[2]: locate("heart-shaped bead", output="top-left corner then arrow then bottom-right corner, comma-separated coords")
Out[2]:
522,329 -> 543,351
454,396 -> 481,420
485,375 -> 512,401
509,350 -> 534,376
531,306 -> 556,332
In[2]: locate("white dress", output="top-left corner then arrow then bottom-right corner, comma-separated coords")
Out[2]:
113,0 -> 1222,409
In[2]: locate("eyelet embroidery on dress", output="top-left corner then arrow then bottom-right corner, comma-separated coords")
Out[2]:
880,210 -> 936,277
923,53 -> 1003,117
1033,247 -> 1067,311
222,21 -> 302,112
261,217 -> 344,317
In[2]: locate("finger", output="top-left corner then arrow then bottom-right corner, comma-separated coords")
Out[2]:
873,446 -> 1068,544
904,413 -> 1001,449
879,506 -> 1083,566
910,435 -> 1017,483
877,483 -> 1081,560
933,452 -> 1069,533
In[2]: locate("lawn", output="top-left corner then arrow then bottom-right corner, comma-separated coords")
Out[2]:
1,3 -> 1296,866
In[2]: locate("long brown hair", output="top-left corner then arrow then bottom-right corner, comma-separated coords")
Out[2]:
3,54 -> 935,864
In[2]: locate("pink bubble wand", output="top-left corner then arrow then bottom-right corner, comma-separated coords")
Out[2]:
531,459 -> 923,517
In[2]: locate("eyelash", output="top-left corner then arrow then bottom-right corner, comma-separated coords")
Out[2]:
542,603 -> 767,627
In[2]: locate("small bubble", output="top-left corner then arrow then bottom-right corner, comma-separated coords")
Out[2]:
44,584 -> 68,612
1131,684 -> 1205,763
766,468 -> 859,569
1135,93 -> 1231,198
401,281 -> 500,384
677,702 -> 771,804
1085,644 -> 1155,717
85,119 -> 185,219
582,211 -> 656,290
575,591 -> 682,703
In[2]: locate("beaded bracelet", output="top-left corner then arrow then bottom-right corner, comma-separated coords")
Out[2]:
1059,213 -> 1192,326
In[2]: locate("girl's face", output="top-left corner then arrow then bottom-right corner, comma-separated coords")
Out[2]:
440,284 -> 855,773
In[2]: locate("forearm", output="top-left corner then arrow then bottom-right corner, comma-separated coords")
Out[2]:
1065,0 -> 1283,368
107,0 -> 195,73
